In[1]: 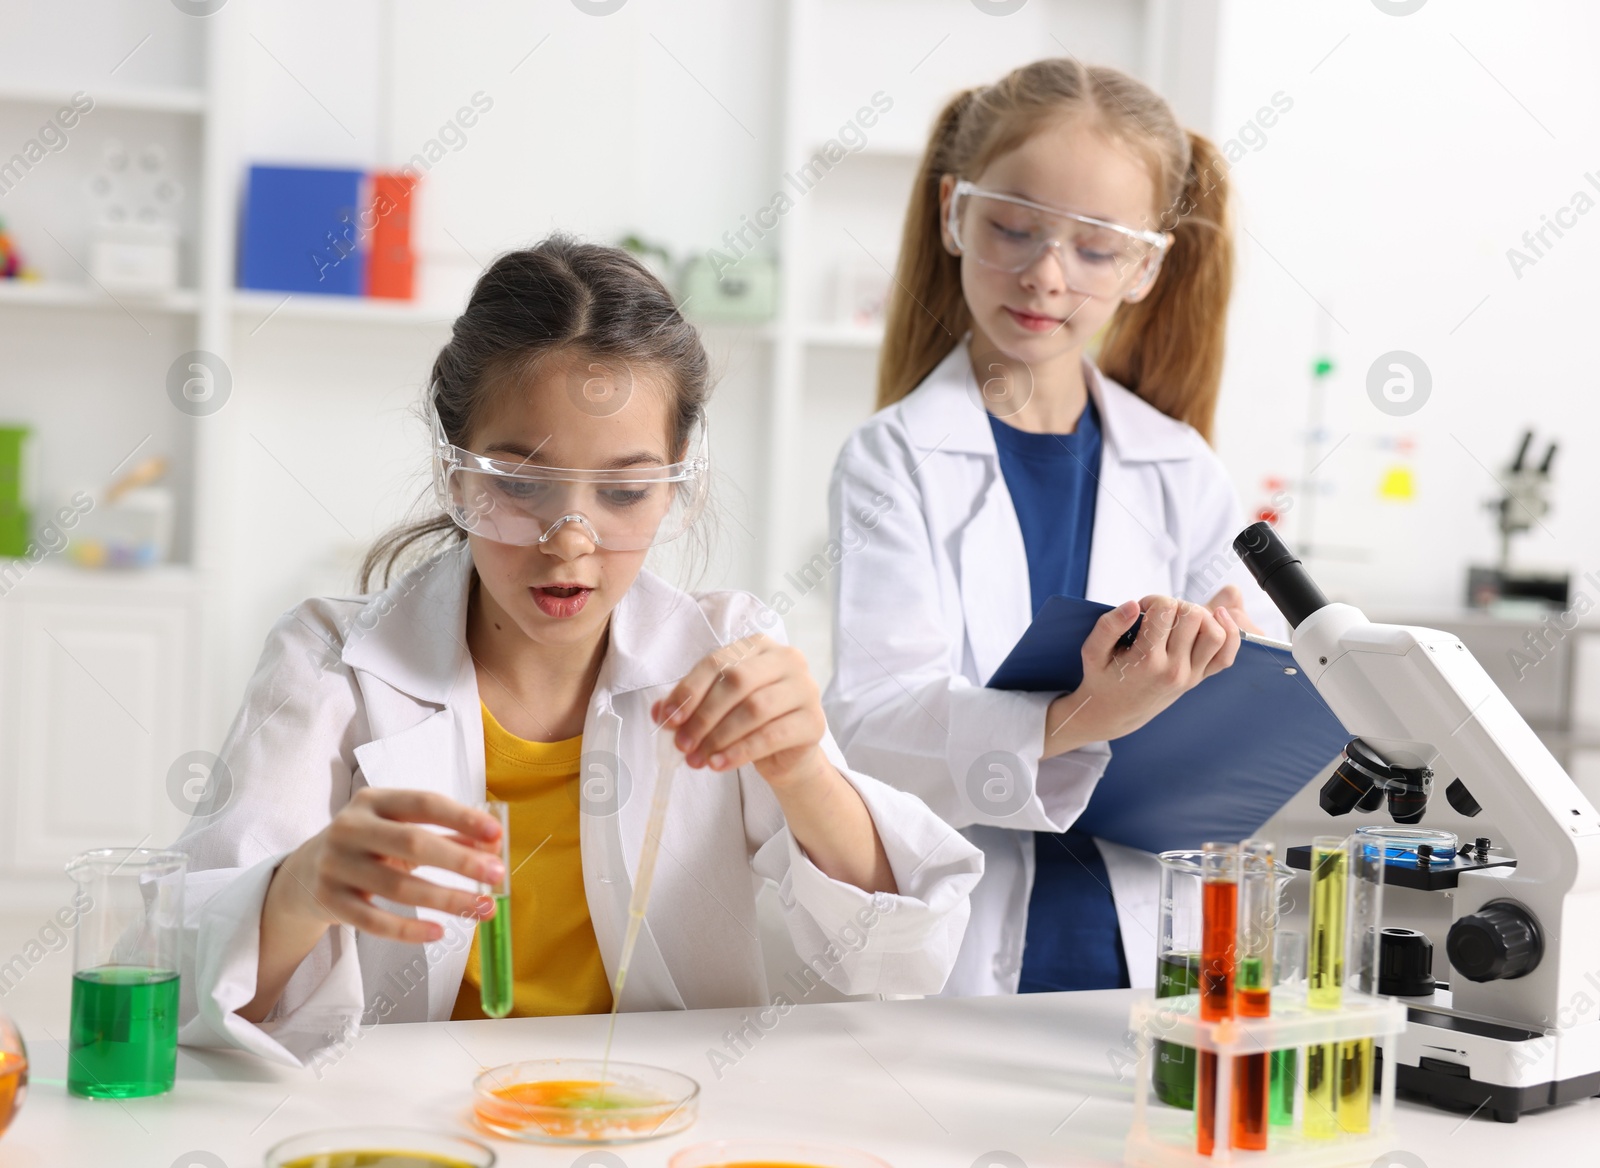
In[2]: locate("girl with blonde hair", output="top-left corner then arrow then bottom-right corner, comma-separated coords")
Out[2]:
825,59 -> 1285,996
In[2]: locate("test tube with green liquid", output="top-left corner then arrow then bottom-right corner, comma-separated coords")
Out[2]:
478,800 -> 513,1019
1304,835 -> 1347,1139
1270,930 -> 1307,1127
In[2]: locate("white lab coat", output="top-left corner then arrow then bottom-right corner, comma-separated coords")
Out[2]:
175,542 -> 982,1068
823,337 -> 1285,998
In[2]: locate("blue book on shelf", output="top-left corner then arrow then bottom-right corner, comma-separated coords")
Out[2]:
986,595 -> 1350,854
239,165 -> 366,295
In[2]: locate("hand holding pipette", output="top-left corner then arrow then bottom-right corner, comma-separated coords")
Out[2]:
652,634 -> 896,895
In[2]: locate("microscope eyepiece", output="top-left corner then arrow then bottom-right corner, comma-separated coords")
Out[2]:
1232,522 -> 1331,629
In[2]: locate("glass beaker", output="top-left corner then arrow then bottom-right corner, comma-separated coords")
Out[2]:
65,848 -> 186,1099
0,1009 -> 25,1140
1154,850 -> 1204,1108
1154,849 -> 1294,1110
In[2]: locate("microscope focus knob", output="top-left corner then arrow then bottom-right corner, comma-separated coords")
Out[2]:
1379,928 -> 1437,996
1447,901 -> 1543,983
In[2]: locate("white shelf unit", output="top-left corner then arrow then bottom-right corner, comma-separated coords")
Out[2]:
0,0 -> 231,902
231,287 -> 459,326
0,83 -> 206,115
0,279 -> 201,313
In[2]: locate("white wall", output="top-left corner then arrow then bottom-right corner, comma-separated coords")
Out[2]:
1210,0 -> 1600,612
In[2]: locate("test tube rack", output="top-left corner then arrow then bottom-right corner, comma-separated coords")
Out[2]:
1125,988 -> 1407,1167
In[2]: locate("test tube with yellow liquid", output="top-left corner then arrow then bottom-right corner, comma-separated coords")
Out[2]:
1304,835 -> 1346,1139
1339,832 -> 1385,1133
478,800 -> 513,1019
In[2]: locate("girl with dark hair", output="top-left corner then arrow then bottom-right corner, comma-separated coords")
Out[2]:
175,237 -> 980,1066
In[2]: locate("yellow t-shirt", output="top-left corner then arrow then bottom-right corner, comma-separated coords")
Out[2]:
450,703 -> 613,1019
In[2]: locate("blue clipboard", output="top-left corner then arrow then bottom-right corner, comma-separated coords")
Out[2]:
986,595 -> 1350,854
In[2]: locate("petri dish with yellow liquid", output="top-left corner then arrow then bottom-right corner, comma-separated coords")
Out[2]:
669,1140 -> 893,1168
472,1058 -> 698,1145
264,1126 -> 495,1168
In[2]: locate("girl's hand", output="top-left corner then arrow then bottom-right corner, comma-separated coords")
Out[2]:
273,789 -> 504,944
653,634 -> 897,895
1206,583 -> 1265,636
652,634 -> 831,792
1041,594 -> 1240,758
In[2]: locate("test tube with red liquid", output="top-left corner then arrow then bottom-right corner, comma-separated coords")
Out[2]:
1231,839 -> 1277,1150
1195,841 -> 1238,1156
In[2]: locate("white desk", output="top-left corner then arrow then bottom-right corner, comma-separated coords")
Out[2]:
6,992 -> 1596,1166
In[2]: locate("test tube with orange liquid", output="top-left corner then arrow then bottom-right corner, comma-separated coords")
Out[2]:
1231,839 -> 1277,1150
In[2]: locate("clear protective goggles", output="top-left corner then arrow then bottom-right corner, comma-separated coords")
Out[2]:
946,179 -> 1170,300
431,407 -> 709,551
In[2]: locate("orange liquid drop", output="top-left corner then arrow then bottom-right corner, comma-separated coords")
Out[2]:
473,1077 -> 670,1140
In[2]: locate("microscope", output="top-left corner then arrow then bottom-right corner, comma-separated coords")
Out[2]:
1465,429 -> 1568,610
1234,521 -> 1600,1123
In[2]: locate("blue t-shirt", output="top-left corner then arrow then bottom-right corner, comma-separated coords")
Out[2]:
987,399 -> 1130,992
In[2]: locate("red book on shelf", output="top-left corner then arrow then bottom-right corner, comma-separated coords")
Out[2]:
365,172 -> 417,300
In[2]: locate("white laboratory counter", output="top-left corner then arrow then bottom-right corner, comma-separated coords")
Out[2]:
5,990 -> 1596,1167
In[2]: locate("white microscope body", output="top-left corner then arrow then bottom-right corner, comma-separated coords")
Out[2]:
1237,522 -> 1600,1121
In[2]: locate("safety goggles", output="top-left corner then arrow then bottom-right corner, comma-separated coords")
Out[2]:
946,179 -> 1170,300
432,413 -> 709,551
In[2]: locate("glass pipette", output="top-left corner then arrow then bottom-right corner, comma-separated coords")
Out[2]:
599,723 -> 682,1089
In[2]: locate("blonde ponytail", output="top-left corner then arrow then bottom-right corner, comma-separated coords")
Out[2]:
876,90 -> 975,409
1098,130 -> 1233,442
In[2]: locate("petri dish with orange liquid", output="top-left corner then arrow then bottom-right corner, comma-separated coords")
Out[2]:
472,1058 -> 698,1145
263,1126 -> 495,1168
668,1140 -> 893,1168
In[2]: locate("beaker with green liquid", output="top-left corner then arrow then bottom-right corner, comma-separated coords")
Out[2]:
65,847 -> 187,1099
1153,850 -> 1204,1108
